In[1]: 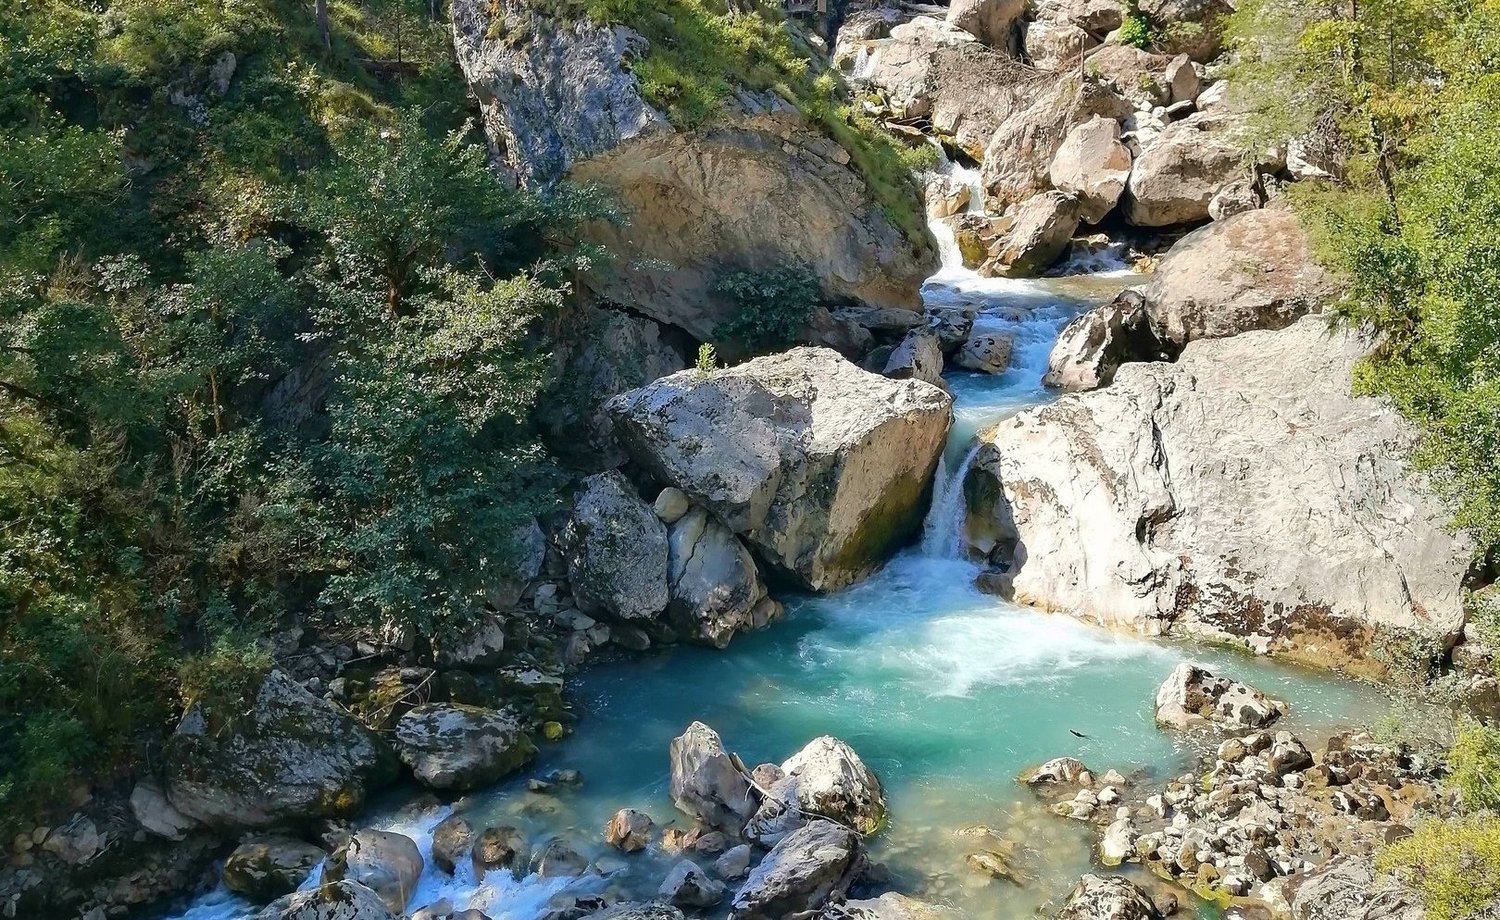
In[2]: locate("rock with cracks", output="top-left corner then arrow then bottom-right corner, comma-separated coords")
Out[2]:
610,348 -> 951,592
746,736 -> 886,845
163,670 -> 398,831
730,820 -> 864,920
669,722 -> 757,832
666,508 -> 769,649
563,471 -> 670,621
964,317 -> 1470,677
392,704 -> 537,792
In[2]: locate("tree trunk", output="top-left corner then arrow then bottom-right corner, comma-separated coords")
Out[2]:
316,0 -> 331,51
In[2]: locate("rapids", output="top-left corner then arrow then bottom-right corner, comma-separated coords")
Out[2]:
162,168 -> 1392,920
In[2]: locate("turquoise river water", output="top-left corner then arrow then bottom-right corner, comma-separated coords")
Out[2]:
170,206 -> 1394,920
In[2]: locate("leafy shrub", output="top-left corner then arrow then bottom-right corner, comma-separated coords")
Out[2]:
1118,11 -> 1152,48
1378,817 -> 1500,920
1450,722 -> 1500,812
695,342 -> 719,374
711,264 -> 819,356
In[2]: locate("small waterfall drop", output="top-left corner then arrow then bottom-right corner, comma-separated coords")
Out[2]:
920,440 -> 984,559
924,143 -> 987,281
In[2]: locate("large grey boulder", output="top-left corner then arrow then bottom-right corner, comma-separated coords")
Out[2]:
452,0 -> 934,338
163,670 -> 398,830
1141,206 -> 1336,350
730,821 -> 863,920
1284,856 -> 1426,920
667,508 -> 769,649
256,881 -> 396,920
610,348 -> 951,592
669,722 -> 757,831
862,18 -> 1031,159
1042,289 -> 1161,392
323,830 -> 424,915
883,328 -> 945,389
746,737 -> 886,846
980,191 -> 1081,277
1056,875 -> 1161,920
1049,116 -> 1132,224
964,317 -> 1471,677
946,0 -> 1025,50
393,704 -> 537,791
1124,114 -> 1248,227
982,76 -> 1133,211
223,836 -> 326,902
1154,663 -> 1287,731
564,471 -> 670,620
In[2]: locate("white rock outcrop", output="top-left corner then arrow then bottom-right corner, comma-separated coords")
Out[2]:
964,317 -> 1470,675
610,348 -> 951,592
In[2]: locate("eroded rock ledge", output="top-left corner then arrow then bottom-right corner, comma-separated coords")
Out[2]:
964,315 -> 1471,676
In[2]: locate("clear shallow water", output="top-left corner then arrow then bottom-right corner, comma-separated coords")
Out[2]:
164,217 -> 1392,920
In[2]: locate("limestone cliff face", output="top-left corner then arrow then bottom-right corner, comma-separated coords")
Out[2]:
452,0 -> 937,340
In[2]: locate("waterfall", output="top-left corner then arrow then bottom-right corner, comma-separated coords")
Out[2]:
920,440 -> 984,559
924,144 -> 988,282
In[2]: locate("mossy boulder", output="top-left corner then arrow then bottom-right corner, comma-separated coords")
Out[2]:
162,670 -> 399,831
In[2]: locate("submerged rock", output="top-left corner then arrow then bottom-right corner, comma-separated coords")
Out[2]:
1154,663 -> 1287,731
827,893 -> 953,920
393,704 -> 537,791
163,670 -> 398,830
605,808 -> 654,853
669,722 -> 757,832
430,814 -> 475,874
730,820 -> 863,920
472,825 -> 525,878
965,316 -> 1470,675
610,348 -> 951,592
323,830 -> 423,915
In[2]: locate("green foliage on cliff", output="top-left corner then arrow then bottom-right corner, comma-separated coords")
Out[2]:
1227,0 -> 1500,563
0,0 -> 588,829
712,264 -> 819,356
577,0 -> 934,243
